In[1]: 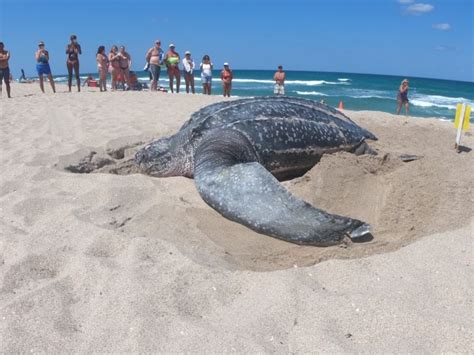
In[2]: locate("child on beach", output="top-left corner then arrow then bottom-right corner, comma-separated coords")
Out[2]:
182,51 -> 195,94
0,42 -> 11,98
66,34 -> 82,92
220,62 -> 233,97
96,46 -> 108,92
396,79 -> 410,115
35,41 -> 56,93
200,55 -> 213,95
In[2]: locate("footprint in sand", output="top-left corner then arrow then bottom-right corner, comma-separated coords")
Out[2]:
1,254 -> 62,295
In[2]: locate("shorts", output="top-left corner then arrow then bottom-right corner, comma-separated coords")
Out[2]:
274,83 -> 285,95
201,74 -> 212,84
36,63 -> 51,76
0,67 -> 10,83
149,64 -> 161,81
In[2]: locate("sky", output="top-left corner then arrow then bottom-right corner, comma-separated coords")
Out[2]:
0,0 -> 472,81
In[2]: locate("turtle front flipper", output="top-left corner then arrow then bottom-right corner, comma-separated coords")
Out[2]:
193,130 -> 371,246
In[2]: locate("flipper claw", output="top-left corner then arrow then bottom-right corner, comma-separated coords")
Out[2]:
349,223 -> 372,239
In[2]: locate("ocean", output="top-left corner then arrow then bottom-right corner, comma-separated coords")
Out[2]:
50,70 -> 474,121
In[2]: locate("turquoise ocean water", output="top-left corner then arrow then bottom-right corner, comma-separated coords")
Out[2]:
49,70 -> 473,121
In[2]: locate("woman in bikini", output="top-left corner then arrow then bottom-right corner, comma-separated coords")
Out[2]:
145,40 -> 163,91
220,62 -> 233,97
164,44 -> 180,93
96,46 -> 109,92
108,45 -> 121,91
66,34 -> 82,92
118,46 -> 131,88
396,79 -> 410,115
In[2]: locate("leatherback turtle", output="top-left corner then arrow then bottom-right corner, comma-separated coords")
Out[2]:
135,96 -> 377,246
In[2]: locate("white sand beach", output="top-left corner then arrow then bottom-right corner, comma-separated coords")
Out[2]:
1,83 -> 472,352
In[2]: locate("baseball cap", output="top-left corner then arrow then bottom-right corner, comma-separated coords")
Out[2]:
185,51 -> 191,55
38,41 -> 45,46
169,43 -> 175,48
224,62 -> 229,66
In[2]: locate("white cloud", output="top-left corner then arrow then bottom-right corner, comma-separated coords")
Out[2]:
433,23 -> 451,30
398,0 -> 414,4
435,45 -> 455,51
406,3 -> 435,14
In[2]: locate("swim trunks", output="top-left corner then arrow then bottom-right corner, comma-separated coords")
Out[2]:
274,83 -> 285,95
0,67 -> 10,83
150,64 -> 161,81
201,74 -> 212,84
36,63 -> 51,76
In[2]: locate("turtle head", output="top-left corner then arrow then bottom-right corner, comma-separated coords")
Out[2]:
135,136 -> 190,177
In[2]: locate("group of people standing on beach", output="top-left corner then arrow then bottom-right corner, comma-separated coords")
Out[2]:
25,35 -> 238,96
143,40 -> 233,96
1,37 -> 409,114
0,35 -> 236,97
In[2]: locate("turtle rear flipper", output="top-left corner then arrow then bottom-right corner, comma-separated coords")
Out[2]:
194,130 -> 368,246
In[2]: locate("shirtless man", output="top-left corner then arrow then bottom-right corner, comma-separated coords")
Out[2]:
145,40 -> 163,91
273,65 -> 285,95
163,44 -> 180,93
118,46 -> 131,87
0,42 -> 11,98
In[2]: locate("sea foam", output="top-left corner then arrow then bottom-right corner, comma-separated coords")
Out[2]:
295,91 -> 328,96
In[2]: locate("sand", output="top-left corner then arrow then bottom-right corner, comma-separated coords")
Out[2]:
1,83 -> 473,352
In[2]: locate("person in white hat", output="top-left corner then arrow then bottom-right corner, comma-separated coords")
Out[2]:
163,43 -> 180,93
182,51 -> 195,94
220,62 -> 233,97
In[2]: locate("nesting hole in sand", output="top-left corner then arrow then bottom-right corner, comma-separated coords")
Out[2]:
57,141 -> 145,175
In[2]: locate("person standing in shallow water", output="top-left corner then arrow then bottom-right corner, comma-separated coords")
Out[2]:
396,79 -> 410,115
35,41 -> 56,93
66,34 -> 82,92
0,42 -> 12,98
273,65 -> 285,95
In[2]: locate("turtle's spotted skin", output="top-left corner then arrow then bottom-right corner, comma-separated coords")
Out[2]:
135,96 -> 377,246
